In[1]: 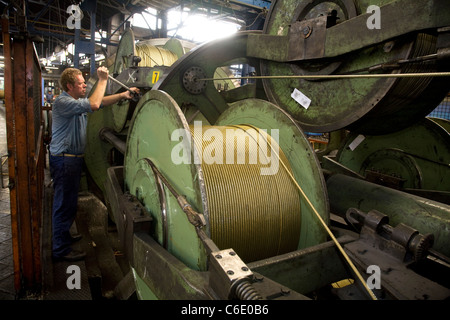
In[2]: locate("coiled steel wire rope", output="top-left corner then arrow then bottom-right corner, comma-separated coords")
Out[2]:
189,124 -> 302,263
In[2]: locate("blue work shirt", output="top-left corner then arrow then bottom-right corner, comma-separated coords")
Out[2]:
49,91 -> 94,155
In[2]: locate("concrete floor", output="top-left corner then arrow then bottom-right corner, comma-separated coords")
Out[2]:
0,102 -> 129,300
0,188 -> 14,300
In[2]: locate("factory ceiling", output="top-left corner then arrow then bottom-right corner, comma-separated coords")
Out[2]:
0,0 -> 270,65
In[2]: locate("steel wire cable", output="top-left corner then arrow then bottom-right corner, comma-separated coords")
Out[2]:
189,124 -> 301,263
135,42 -> 179,67
243,123 -> 379,300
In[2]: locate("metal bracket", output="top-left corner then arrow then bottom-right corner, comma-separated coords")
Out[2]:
343,208 -> 449,299
209,248 -> 261,300
287,16 -> 327,61
345,208 -> 434,263
247,0 -> 450,62
108,66 -> 168,94
104,166 -> 152,263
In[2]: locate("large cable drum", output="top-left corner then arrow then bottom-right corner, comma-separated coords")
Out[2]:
124,90 -> 328,270
189,124 -> 302,262
335,117 -> 450,195
111,30 -> 191,133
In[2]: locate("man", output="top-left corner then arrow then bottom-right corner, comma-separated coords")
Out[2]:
45,89 -> 53,104
50,66 -> 139,261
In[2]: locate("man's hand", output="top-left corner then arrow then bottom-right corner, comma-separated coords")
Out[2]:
122,87 -> 140,100
89,66 -> 109,110
97,66 -> 109,81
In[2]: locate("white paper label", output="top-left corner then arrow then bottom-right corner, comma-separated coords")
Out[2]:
349,134 -> 365,151
291,88 -> 311,110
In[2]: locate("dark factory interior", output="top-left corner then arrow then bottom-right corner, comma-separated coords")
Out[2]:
0,0 -> 449,308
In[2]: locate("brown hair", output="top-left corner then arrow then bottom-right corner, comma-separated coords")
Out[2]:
60,68 -> 82,92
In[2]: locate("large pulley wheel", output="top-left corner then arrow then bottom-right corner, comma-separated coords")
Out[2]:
154,32 -> 264,125
336,117 -> 450,194
125,90 -> 207,270
124,90 -> 328,270
261,0 -> 450,134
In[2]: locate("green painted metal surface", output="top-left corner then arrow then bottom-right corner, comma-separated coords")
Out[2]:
324,0 -> 450,58
216,98 -> 329,249
154,32 -> 264,125
336,118 -> 450,192
110,28 -> 136,132
109,32 -> 139,133
113,28 -> 137,73
327,174 -> 450,257
260,0 -> 450,134
162,37 -> 194,59
247,236 -> 353,295
124,90 -> 329,270
85,107 -> 126,195
132,233 -> 209,300
109,31 -> 193,133
125,94 -> 330,298
124,90 -> 208,271
430,117 -> 450,132
85,76 -> 128,198
85,31 -> 193,193
132,268 -> 158,300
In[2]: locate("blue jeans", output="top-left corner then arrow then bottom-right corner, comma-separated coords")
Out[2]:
50,155 -> 83,258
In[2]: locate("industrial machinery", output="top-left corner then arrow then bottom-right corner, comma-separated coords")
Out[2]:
85,35 -> 195,194
83,0 -> 450,300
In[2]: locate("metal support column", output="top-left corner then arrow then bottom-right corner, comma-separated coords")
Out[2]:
1,13 -> 45,296
74,0 -> 97,74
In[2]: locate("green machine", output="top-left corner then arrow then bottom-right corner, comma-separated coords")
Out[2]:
84,33 -> 195,196
85,0 -> 450,300
331,117 -> 450,199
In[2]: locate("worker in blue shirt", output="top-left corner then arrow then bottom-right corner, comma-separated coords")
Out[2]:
50,66 -> 139,261
45,90 -> 53,104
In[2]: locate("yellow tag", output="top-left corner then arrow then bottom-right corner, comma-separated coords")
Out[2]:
152,71 -> 160,84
